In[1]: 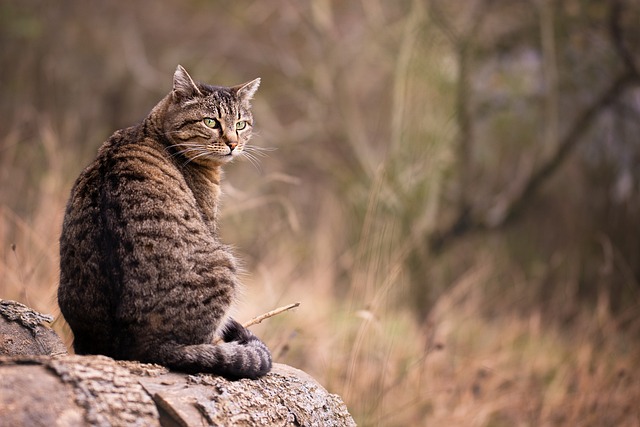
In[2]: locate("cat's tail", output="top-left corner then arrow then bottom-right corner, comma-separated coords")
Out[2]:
158,320 -> 272,379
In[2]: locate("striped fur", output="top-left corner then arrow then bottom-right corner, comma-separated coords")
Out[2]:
58,66 -> 271,379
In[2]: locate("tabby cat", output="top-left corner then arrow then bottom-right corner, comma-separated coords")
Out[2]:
58,65 -> 272,379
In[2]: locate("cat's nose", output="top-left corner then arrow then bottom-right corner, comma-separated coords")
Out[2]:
226,141 -> 238,151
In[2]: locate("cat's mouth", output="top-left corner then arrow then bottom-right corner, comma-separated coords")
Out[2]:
205,147 -> 236,162
213,151 -> 236,163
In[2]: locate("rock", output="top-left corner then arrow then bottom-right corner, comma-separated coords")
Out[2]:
0,300 -> 356,426
0,355 -> 161,427
0,356 -> 356,427
0,299 -> 67,356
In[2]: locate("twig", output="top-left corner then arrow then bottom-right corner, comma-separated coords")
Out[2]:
213,302 -> 300,344
241,302 -> 300,329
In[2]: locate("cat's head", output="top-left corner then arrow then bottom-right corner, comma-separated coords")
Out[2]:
161,65 -> 260,166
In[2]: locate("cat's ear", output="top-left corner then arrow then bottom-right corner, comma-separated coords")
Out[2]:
172,65 -> 202,101
233,78 -> 260,102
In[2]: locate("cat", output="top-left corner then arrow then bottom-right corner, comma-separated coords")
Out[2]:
58,65 -> 272,379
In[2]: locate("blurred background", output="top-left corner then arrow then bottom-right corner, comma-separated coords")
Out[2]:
1,0 -> 640,425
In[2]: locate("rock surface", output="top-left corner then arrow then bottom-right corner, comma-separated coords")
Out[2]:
0,300 -> 356,427
0,299 -> 67,356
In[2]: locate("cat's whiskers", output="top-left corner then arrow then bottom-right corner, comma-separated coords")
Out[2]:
239,150 -> 262,171
244,146 -> 276,160
166,143 -> 202,156
168,149 -> 201,160
245,145 -> 276,154
244,146 -> 276,170
181,150 -> 214,167
166,145 -> 211,161
165,142 -> 204,150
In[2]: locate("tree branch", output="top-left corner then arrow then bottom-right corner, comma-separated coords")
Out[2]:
430,0 -> 640,252
428,0 -> 489,241
610,0 -> 638,76
495,71 -> 637,227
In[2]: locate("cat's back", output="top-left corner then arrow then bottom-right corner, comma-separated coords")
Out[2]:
61,124 -> 197,269
71,126 -> 184,199
58,124 -> 192,352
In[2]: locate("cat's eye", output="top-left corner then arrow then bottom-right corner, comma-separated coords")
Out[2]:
235,120 -> 248,131
203,118 -> 219,128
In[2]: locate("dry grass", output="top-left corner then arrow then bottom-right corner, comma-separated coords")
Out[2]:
243,251 -> 639,426
2,197 -> 639,426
